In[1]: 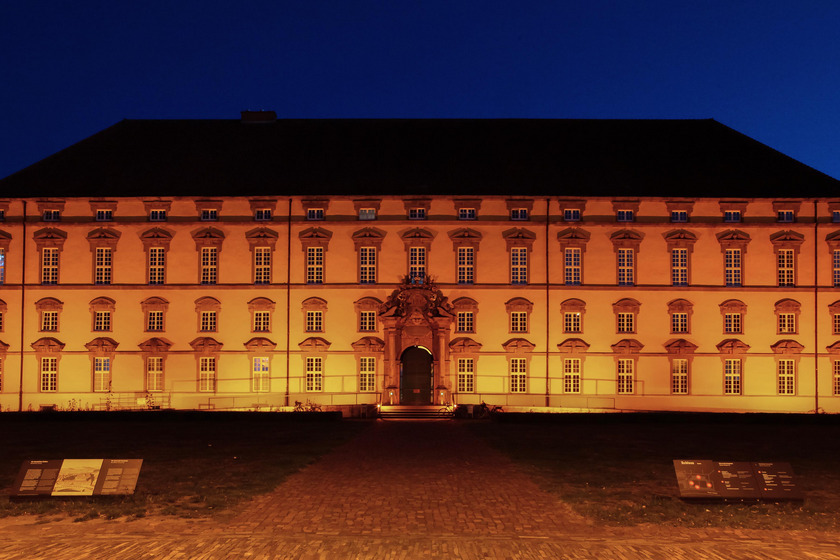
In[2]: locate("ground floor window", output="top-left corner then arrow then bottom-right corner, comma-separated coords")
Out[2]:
199,357 -> 216,392
457,358 -> 474,393
509,357 -> 526,393
671,359 -> 688,395
834,360 -> 840,396
306,357 -> 323,392
0,358 -> 3,392
93,357 -> 111,392
359,357 -> 376,392
146,357 -> 163,392
724,359 -> 741,395
252,356 -> 270,392
40,357 -> 57,392
778,359 -> 795,395
563,358 -> 581,393
617,359 -> 634,394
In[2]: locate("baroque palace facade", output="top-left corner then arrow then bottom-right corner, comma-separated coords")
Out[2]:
1,115 -> 840,413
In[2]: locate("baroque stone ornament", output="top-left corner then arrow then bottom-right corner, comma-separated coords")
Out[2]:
379,276 -> 452,319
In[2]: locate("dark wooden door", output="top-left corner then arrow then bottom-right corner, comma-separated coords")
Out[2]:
400,346 -> 433,405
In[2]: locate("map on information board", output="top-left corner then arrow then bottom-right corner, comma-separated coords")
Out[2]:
11,459 -> 143,497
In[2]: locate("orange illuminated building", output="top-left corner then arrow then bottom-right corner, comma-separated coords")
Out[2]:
1,114 -> 840,413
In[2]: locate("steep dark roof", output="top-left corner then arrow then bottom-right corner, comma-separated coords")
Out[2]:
2,118 -> 837,198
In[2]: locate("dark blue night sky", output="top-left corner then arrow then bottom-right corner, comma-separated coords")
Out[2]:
2,1 -> 839,180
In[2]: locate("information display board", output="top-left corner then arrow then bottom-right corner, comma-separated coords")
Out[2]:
673,459 -> 802,501
11,459 -> 143,497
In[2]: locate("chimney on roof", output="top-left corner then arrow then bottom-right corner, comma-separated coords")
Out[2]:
240,110 -> 277,124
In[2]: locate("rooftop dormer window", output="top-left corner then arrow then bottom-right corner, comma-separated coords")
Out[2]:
409,208 -> 426,220
149,209 -> 167,222
724,210 -> 741,223
564,209 -> 581,222
255,209 -> 272,221
359,208 -> 376,221
307,208 -> 324,221
458,208 -> 476,220
777,210 -> 795,223
510,208 -> 528,221
96,209 -> 113,222
201,209 -> 218,221
42,210 -> 60,222
670,210 -> 688,223
616,209 -> 634,222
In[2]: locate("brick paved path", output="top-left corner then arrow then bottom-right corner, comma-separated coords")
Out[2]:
2,420 -> 840,559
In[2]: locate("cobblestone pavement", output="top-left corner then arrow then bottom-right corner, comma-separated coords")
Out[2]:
2,420 -> 840,559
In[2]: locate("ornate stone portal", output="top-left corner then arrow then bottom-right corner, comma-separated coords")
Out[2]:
379,277 -> 454,404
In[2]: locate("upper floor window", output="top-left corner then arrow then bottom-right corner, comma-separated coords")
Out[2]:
149,209 -> 167,222
42,209 -> 61,222
0,248 -> 5,285
775,299 -> 800,334
457,247 -> 474,284
833,210 -> 840,224
307,208 -> 324,221
41,310 -> 59,332
93,311 -> 111,332
720,299 -> 746,334
360,310 -> 377,332
359,247 -> 377,284
0,209 -> 5,221
254,311 -> 271,332
506,298 -> 533,333
409,208 -> 426,220
616,210 -> 634,222
95,209 -> 113,222
255,208 -> 272,221
510,208 -> 528,221
564,248 -> 581,286
195,297 -> 220,332
511,247 -> 528,285
147,310 -> 164,332
777,210 -> 795,223
564,209 -> 581,222
777,248 -> 795,287
148,247 -> 166,285
670,211 -> 688,223
94,247 -> 113,285
613,298 -> 640,334
668,299 -> 693,334
306,310 -> 323,332
359,208 -> 376,221
617,248 -> 634,286
41,247 -> 59,285
254,247 -> 271,285
456,311 -> 474,333
724,248 -> 742,287
561,298 -> 585,334
671,248 -> 688,286
248,297 -> 275,334
201,209 -> 218,221
409,246 -> 426,282
201,247 -> 218,285
724,210 -> 741,223
307,247 -> 324,284
458,208 -> 476,220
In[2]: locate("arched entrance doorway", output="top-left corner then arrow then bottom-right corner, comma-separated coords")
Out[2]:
400,346 -> 433,405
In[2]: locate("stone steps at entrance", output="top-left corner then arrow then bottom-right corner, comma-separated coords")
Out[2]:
378,405 -> 451,419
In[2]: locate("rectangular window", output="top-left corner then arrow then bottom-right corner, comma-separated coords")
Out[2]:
457,247 -> 474,284
359,310 -> 377,332
359,357 -> 376,392
409,247 -> 426,282
0,310 -> 3,331
778,359 -> 795,395
833,211 -> 840,224
724,210 -> 741,223
617,248 -> 634,286
255,209 -> 272,221
510,358 -> 527,393
146,357 -> 163,392
147,310 -> 164,332
458,208 -> 476,220
252,356 -> 270,392
834,313 -> 840,335
199,357 -> 216,392
564,248 -> 581,286
306,310 -> 322,332
617,359 -> 634,394
834,360 -> 840,396
671,248 -> 688,286
148,247 -> 165,285
511,247 -> 527,284
359,208 -> 376,220
670,210 -> 688,223
1,358 -> 4,391
510,208 -> 528,221
95,209 -> 113,222
0,248 -> 5,284
724,313 -> 742,334
457,358 -> 474,392
93,311 -> 111,332
254,247 -> 271,285
617,312 -> 634,333
201,247 -> 218,285
834,250 -> 840,287
672,359 -> 688,394
200,311 -> 217,332
724,359 -> 741,395
42,209 -> 60,221
724,248 -> 741,286
94,247 -> 112,285
254,311 -> 271,332
40,357 -> 57,392
564,209 -> 581,222
671,312 -> 688,334
778,313 -> 796,334
409,208 -> 426,220
359,247 -> 376,284
41,311 -> 58,332
307,208 -> 324,221
456,311 -> 474,333
617,210 -> 634,222
777,249 -> 795,287
563,358 -> 581,393
777,210 -> 794,223
93,357 -> 110,392
201,209 -> 218,221
564,312 -> 581,333
306,357 -> 322,392
41,247 -> 59,284
306,247 -> 324,284
149,209 -> 167,222
510,311 -> 528,333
